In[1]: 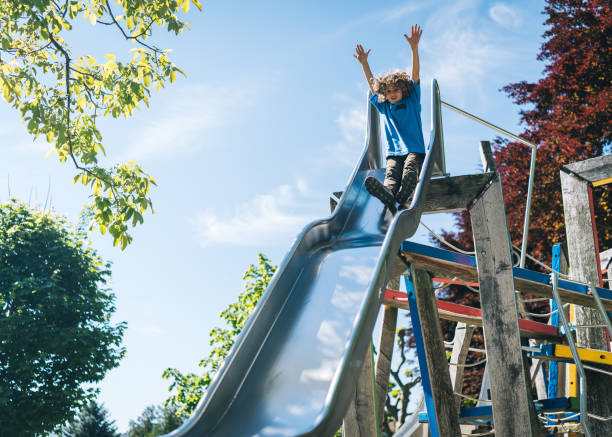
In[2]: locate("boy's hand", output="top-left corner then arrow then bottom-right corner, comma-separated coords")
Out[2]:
404,24 -> 422,49
353,44 -> 371,64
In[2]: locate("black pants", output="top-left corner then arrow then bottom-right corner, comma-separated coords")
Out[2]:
384,153 -> 425,207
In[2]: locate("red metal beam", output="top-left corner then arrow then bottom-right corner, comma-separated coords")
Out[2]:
383,289 -> 559,339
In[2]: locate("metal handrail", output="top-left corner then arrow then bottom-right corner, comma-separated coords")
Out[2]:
441,100 -> 537,268
588,281 -> 612,337
441,100 -> 537,149
551,271 -> 592,437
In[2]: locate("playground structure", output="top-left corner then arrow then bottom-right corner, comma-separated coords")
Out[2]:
165,80 -> 612,436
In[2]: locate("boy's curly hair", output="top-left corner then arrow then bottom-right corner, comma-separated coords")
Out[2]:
371,70 -> 412,102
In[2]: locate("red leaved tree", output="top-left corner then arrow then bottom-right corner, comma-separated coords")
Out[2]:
419,0 -> 611,406
443,0 -> 611,262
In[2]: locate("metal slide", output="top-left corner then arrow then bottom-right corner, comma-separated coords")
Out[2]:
166,80 -> 444,437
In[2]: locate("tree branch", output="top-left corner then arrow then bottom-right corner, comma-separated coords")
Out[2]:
103,1 -> 161,53
46,30 -> 119,201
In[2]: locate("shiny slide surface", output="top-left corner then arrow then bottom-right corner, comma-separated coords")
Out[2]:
166,80 -> 444,437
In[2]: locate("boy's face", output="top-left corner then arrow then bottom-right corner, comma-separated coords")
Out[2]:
385,87 -> 403,104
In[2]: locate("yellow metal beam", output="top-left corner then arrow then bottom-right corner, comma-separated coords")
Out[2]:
554,344 -> 612,365
592,176 -> 612,187
568,305 -> 576,397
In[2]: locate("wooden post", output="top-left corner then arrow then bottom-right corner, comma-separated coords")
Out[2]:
411,268 -> 461,437
479,141 -> 545,400
374,276 -> 399,430
560,169 -> 612,436
448,322 -> 474,412
479,140 -> 495,173
470,175 -> 537,436
343,343 -> 378,437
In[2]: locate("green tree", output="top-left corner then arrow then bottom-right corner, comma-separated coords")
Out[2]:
0,200 -> 125,436
62,401 -> 119,437
162,254 -> 277,417
0,0 -> 202,248
126,404 -> 185,437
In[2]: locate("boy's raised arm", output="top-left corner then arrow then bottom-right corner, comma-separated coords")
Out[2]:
354,44 -> 376,94
404,24 -> 422,84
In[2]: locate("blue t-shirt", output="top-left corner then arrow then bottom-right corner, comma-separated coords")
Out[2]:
369,80 -> 425,157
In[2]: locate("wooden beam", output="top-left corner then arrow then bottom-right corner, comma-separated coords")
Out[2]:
479,140 -> 496,173
374,277 -> 399,431
411,268 -> 461,437
470,176 -> 537,437
449,322 -> 474,412
560,169 -> 612,436
343,343 -> 379,437
562,154 -> 612,185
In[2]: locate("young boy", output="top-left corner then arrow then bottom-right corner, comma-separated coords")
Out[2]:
354,24 -> 425,212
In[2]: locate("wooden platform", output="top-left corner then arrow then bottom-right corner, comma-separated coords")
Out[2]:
400,241 -> 612,312
383,289 -> 561,341
422,172 -> 495,214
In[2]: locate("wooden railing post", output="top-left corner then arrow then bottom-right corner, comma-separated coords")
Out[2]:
470,175 -> 538,436
374,276 -> 399,431
343,344 -> 378,437
560,166 -> 612,436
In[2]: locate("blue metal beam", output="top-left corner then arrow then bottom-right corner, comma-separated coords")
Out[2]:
404,272 -> 441,437
548,244 -> 562,399
418,397 -> 576,423
401,241 -> 612,305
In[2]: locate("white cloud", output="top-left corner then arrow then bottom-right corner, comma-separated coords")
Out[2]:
417,0 -> 511,99
489,3 -> 521,29
194,184 -> 321,247
380,3 -> 426,23
325,103 -> 367,167
422,29 -> 502,92
120,83 -> 253,161
317,2 -> 425,41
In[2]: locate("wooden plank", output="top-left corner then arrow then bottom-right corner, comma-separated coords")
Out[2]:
449,322 -> 474,412
421,173 -> 495,214
432,277 -> 479,287
383,290 -> 562,340
364,168 -> 494,215
479,140 -> 496,173
563,154 -> 612,184
411,268 -> 461,437
399,241 -> 612,311
470,176 -> 536,437
374,277 -> 399,430
560,169 -> 612,436
343,343 -> 379,437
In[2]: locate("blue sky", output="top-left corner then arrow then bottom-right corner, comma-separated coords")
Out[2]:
0,0 -> 548,431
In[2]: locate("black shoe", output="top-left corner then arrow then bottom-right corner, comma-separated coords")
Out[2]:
397,196 -> 413,211
365,177 -> 396,211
